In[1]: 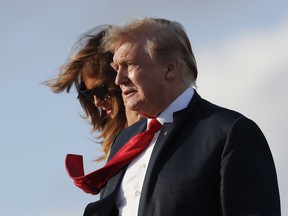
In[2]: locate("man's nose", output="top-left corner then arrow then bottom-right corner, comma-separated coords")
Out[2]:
115,67 -> 129,86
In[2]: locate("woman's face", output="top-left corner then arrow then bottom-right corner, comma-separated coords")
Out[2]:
82,76 -> 114,116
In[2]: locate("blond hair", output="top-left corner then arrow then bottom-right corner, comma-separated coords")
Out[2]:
103,17 -> 198,86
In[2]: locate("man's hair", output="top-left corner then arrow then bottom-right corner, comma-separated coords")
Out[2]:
103,17 -> 198,86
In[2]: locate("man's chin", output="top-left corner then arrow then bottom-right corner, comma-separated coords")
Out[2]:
125,101 -> 141,113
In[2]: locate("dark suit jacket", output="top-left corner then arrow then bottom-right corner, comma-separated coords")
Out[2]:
84,91 -> 281,216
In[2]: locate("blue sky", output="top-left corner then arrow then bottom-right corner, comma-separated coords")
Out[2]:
1,0 -> 287,215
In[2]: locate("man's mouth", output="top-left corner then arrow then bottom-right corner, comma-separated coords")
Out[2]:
122,89 -> 136,97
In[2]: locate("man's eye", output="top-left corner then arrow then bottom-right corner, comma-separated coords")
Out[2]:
128,64 -> 136,69
123,63 -> 129,68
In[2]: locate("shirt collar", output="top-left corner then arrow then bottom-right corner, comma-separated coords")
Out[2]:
152,86 -> 194,124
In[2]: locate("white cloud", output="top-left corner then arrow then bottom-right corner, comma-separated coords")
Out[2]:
197,16 -> 288,101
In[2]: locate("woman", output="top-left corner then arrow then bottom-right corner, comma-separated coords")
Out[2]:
44,25 -> 140,161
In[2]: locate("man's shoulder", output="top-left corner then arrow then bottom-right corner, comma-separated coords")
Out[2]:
186,93 -> 247,127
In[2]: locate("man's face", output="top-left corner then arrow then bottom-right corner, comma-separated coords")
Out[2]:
112,41 -> 168,118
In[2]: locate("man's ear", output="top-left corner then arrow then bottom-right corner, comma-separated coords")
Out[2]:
165,58 -> 179,81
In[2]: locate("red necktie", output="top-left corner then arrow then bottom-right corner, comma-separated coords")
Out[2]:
65,119 -> 162,195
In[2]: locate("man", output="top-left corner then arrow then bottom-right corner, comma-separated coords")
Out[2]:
83,18 -> 281,215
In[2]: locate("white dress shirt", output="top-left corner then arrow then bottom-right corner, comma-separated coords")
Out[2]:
116,87 -> 194,216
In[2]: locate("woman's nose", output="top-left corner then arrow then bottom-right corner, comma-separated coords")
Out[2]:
93,96 -> 103,107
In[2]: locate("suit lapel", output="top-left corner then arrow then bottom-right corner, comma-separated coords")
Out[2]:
101,168 -> 126,198
137,121 -> 183,216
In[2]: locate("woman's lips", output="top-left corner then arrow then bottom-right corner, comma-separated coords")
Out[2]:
101,106 -> 112,115
106,109 -> 112,115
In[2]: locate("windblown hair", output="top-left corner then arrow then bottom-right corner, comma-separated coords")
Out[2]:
102,17 -> 198,87
44,25 -> 127,161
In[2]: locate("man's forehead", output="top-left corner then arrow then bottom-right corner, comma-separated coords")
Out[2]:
114,42 -> 145,61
